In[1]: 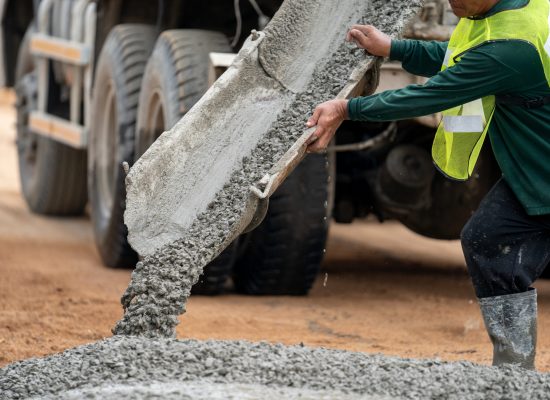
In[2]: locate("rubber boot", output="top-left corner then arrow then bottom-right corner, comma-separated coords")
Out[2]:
479,289 -> 537,370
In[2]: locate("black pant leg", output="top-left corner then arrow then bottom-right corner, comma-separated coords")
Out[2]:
461,178 -> 550,298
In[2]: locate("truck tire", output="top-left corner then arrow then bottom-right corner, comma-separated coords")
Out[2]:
16,26 -> 87,215
88,25 -> 156,268
233,154 -> 331,295
135,29 -> 234,294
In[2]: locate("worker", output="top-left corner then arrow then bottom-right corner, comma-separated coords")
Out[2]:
307,0 -> 550,370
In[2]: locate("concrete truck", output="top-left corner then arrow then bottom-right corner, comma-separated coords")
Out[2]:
0,0 -> 501,295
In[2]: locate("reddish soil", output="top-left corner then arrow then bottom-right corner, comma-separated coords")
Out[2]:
2,90 -> 550,371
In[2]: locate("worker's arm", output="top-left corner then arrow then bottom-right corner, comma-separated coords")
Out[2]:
390,40 -> 448,77
307,40 -> 540,151
347,41 -> 532,121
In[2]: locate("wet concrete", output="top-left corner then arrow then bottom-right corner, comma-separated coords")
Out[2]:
2,337 -> 550,399
115,0 -> 422,338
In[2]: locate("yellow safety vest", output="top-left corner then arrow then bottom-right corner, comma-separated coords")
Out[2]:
432,0 -> 550,180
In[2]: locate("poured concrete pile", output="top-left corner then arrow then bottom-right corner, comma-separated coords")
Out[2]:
2,337 -> 550,399
114,0 -> 422,338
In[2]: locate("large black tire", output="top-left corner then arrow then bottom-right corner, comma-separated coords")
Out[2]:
88,25 -> 156,268
233,154 -> 331,295
16,26 -> 87,215
135,29 -> 235,295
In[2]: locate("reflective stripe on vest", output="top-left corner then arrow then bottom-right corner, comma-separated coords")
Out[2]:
442,98 -> 486,132
432,0 -> 550,181
443,115 -> 484,133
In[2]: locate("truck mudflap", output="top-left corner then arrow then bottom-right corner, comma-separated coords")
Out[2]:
124,0 -> 421,258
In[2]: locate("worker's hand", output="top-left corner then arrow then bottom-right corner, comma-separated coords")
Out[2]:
306,99 -> 348,153
346,25 -> 391,57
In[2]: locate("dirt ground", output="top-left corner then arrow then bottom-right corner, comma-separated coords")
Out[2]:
2,89 -> 550,372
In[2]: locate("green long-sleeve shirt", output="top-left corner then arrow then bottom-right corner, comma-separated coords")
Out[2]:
347,1 -> 550,216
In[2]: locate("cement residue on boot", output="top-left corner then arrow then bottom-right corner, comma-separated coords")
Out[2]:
2,337 -> 550,400
113,0 -> 422,338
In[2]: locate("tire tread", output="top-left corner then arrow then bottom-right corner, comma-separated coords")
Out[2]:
89,24 -> 156,268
